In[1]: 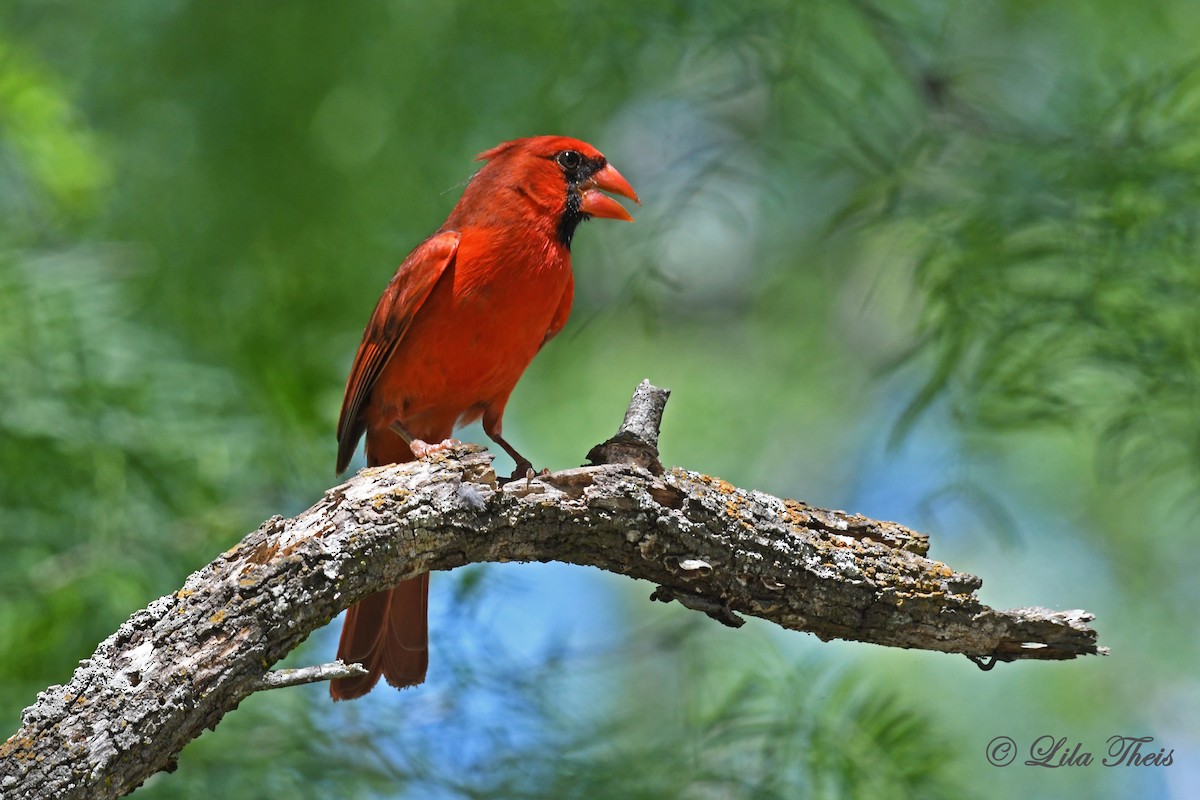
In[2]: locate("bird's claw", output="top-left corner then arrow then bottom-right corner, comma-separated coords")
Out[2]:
523,466 -> 552,486
504,461 -> 551,484
409,438 -> 461,459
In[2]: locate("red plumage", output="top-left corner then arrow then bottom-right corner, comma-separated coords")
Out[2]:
330,135 -> 637,700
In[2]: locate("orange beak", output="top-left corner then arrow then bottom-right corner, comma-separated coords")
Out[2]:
578,163 -> 640,222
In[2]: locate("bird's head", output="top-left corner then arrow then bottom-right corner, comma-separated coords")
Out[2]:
471,135 -> 640,247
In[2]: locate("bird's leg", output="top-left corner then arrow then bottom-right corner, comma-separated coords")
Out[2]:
388,421 -> 460,459
485,429 -> 539,481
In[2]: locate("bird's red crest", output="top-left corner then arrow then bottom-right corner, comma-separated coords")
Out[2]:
474,135 -> 605,163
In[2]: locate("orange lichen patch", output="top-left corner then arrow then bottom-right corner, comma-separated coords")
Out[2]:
0,734 -> 38,760
719,492 -> 756,531
782,499 -> 818,532
692,472 -> 738,495
369,487 -> 413,510
208,610 -> 226,625
176,589 -> 194,599
884,568 -> 957,595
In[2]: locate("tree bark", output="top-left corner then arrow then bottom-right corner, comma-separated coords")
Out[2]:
0,381 -> 1103,799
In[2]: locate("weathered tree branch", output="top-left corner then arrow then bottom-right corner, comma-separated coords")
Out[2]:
0,381 -> 1103,799
253,660 -> 367,691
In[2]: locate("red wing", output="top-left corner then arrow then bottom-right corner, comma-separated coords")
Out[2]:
336,231 -> 460,473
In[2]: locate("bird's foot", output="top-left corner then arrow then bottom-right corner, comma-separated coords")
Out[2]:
505,459 -> 532,482
512,464 -> 552,485
409,438 -> 461,459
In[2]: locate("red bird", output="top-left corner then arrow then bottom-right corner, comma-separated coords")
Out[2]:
330,136 -> 638,700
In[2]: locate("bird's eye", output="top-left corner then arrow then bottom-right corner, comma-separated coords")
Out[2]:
556,150 -> 583,171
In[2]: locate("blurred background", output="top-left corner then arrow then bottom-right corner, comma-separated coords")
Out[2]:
2,1 -> 1198,797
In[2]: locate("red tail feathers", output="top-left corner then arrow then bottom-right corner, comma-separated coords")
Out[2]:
330,574 -> 429,700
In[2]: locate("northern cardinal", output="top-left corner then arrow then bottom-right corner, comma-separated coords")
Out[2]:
330,136 -> 638,700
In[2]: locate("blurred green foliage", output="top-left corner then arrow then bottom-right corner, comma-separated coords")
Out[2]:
2,1 -> 1198,798
872,57 -> 1200,486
